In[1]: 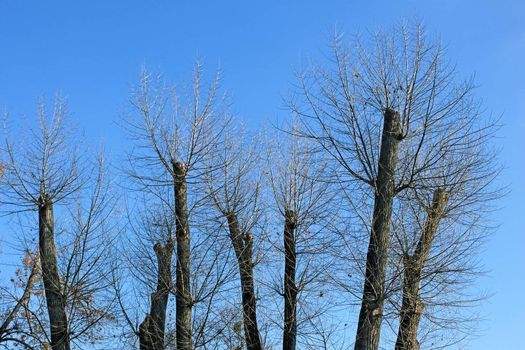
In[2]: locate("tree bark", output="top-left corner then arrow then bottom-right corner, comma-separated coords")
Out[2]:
395,189 -> 448,350
226,212 -> 262,350
355,109 -> 402,350
38,195 -> 71,350
282,209 -> 298,350
173,162 -> 193,350
139,238 -> 174,350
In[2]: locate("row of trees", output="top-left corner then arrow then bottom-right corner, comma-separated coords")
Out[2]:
0,23 -> 500,350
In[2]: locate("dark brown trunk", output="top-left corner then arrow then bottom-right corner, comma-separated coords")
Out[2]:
395,189 -> 448,350
173,162 -> 193,350
355,109 -> 402,350
226,212 -> 262,350
282,210 -> 298,350
38,195 -> 71,350
139,238 -> 174,350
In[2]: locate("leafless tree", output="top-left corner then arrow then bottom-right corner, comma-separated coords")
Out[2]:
121,63 -> 232,350
112,198 -> 175,350
393,188 -> 449,350
288,22 -> 500,350
265,125 -> 338,350
389,113 -> 500,349
113,190 -> 236,350
137,217 -> 174,350
204,125 -> 265,350
0,97 -> 116,350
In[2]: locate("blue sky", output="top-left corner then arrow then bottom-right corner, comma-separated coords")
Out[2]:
0,1 -> 523,348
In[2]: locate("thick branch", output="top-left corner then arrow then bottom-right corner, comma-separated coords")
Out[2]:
395,189 -> 448,350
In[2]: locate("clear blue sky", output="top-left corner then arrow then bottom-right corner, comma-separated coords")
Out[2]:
0,1 -> 523,348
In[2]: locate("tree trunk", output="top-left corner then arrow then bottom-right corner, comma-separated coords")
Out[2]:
139,238 -> 174,350
282,209 -> 298,350
395,189 -> 448,350
173,162 -> 193,350
226,212 -> 262,350
38,195 -> 71,350
355,109 -> 402,350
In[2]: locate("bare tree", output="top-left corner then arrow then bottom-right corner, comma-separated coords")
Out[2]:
0,98 -> 115,350
114,190 -> 236,350
111,197 -> 176,350
122,63 -> 230,350
390,115 -> 500,349
288,22 -> 500,350
394,189 -> 449,350
137,219 -> 174,350
266,125 -> 337,350
204,126 -> 264,350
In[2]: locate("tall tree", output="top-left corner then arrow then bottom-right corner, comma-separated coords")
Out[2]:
267,127 -> 335,350
113,199 -> 178,349
391,116 -> 500,349
0,98 -> 115,350
137,216 -> 174,350
124,64 -> 229,350
204,127 -> 264,350
289,23 -> 498,350
394,189 -> 448,350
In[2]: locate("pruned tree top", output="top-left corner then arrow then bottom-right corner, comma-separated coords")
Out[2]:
0,97 -> 84,210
